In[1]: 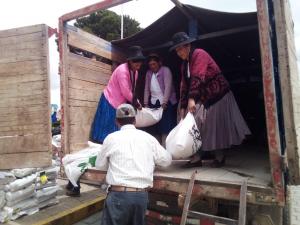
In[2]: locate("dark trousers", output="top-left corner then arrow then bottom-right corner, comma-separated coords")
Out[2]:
101,191 -> 148,225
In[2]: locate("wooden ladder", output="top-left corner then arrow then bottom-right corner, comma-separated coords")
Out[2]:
180,171 -> 248,225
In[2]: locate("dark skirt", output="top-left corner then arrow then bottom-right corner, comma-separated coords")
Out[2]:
146,101 -> 177,135
194,91 -> 251,151
90,94 -> 119,143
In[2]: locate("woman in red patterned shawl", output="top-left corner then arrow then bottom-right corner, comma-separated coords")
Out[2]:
170,32 -> 251,167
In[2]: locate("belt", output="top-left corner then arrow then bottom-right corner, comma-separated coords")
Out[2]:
109,185 -> 148,192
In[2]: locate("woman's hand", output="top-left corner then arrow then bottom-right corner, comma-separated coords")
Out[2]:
188,98 -> 196,113
161,103 -> 167,110
180,108 -> 186,119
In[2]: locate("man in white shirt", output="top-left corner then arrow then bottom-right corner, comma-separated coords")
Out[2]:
96,103 -> 172,225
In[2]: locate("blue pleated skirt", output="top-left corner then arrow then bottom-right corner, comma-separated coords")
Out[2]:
90,94 -> 119,143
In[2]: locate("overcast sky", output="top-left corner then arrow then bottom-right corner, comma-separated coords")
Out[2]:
0,0 -> 299,106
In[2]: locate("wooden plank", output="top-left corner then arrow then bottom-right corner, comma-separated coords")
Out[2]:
0,59 -> 46,74
0,96 -> 48,108
0,112 -> 48,126
0,24 -> 44,38
0,74 -> 46,86
67,25 -> 126,63
188,211 -> 237,225
61,0 -> 132,22
0,55 -> 47,64
0,38 -> 44,52
68,78 -> 105,93
60,21 -> 71,155
256,0 -> 285,204
0,80 -> 46,92
68,64 -> 110,85
0,32 -> 43,45
69,124 -> 92,143
69,87 -> 102,102
180,171 -> 197,225
68,52 -> 112,72
69,99 -> 99,108
0,134 -> 49,154
0,151 -> 51,169
69,130 -> 92,153
0,47 -> 46,59
0,123 -> 48,133
238,180 -> 247,225
69,106 -> 97,125
0,88 -> 46,99
273,0 -> 300,184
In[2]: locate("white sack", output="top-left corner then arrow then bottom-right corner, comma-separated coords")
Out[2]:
5,185 -> 35,205
0,191 -> 5,209
5,197 -> 36,213
52,134 -> 61,148
0,210 -> 8,223
11,168 -> 36,178
62,142 -> 101,165
135,107 -> 163,128
63,142 -> 102,187
38,197 -> 59,209
166,112 -> 202,159
5,174 -> 36,192
35,180 -> 57,190
4,204 -> 39,221
0,172 -> 15,185
35,186 -> 60,203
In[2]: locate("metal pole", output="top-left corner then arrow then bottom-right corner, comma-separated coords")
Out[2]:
121,4 -> 124,39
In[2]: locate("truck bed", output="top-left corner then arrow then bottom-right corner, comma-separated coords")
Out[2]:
155,146 -> 271,189
83,145 -> 276,205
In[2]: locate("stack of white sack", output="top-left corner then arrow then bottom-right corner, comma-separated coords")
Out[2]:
135,107 -> 163,128
63,141 -> 102,187
52,134 -> 61,166
0,172 -> 15,223
2,169 -> 38,222
35,160 -> 61,209
166,112 -> 202,159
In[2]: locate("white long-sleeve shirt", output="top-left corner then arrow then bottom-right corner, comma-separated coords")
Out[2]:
95,124 -> 172,188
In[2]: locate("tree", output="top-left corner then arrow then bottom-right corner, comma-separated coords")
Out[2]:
74,10 -> 142,41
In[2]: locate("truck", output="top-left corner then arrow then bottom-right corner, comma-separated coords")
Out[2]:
0,0 -> 299,224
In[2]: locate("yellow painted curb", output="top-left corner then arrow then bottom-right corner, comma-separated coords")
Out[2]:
33,196 -> 106,225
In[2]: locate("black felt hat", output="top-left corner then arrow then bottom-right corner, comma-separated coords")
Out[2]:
127,46 -> 146,61
169,32 -> 196,51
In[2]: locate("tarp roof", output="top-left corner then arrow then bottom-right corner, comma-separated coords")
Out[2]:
112,4 -> 258,49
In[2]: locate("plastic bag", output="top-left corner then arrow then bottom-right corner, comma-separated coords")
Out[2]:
5,174 -> 36,192
35,186 -> 60,203
63,142 -> 102,187
135,107 -> 163,128
11,168 -> 36,178
0,191 -> 5,209
5,185 -> 35,206
166,112 -> 202,159
0,172 -> 15,185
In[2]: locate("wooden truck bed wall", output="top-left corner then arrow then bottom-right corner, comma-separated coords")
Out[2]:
0,24 -> 52,169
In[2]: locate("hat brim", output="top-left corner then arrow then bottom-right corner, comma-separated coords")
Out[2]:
127,56 -> 146,61
169,38 -> 196,52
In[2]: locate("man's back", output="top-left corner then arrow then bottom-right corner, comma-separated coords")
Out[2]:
96,124 -> 171,188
